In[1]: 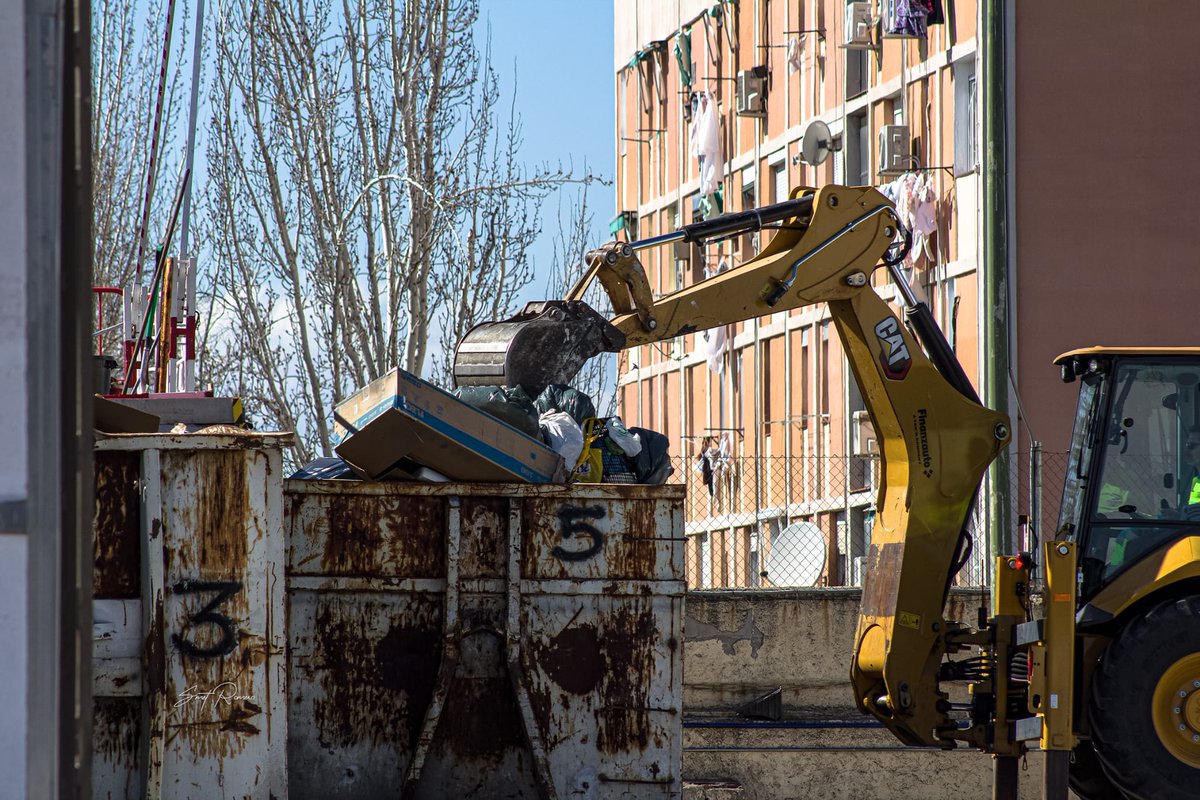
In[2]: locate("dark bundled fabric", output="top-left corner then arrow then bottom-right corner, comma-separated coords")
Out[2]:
629,427 -> 674,485
453,384 -> 540,438
927,0 -> 945,25
534,384 -> 597,426
699,449 -> 714,495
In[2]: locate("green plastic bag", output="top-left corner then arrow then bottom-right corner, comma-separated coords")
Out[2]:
453,385 -> 540,439
535,384 -> 597,427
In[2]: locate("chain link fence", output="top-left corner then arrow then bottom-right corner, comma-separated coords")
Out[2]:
670,448 -> 1072,591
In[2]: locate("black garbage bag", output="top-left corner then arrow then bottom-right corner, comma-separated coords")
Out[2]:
453,384 -> 541,439
629,427 -> 673,485
534,384 -> 597,427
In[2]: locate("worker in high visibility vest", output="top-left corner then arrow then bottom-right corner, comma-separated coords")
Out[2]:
1185,427 -> 1200,517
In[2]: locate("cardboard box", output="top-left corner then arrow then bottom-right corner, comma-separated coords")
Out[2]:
94,395 -> 161,433
334,368 -> 565,483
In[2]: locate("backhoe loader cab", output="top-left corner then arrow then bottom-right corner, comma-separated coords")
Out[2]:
1055,347 -> 1200,800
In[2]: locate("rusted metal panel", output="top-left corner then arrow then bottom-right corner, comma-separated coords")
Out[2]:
287,489 -> 446,578
520,490 -> 684,582
91,433 -> 291,800
157,445 -> 288,797
285,481 -> 685,800
92,697 -> 140,800
93,599 -> 142,697
524,594 -> 683,791
288,591 -> 443,796
94,450 -> 140,598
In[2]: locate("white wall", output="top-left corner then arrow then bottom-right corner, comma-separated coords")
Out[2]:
0,0 -> 30,795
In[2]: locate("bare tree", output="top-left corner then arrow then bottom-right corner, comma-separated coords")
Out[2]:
427,57 -> 579,385
91,0 -> 191,351
543,183 -> 618,417
202,0 -> 593,462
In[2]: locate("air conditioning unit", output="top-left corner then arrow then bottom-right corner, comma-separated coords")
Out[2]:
851,556 -> 866,587
844,3 -> 875,49
879,124 -> 910,175
736,66 -> 768,117
851,410 -> 877,455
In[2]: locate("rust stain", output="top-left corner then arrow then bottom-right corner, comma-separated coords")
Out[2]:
609,499 -> 661,579
596,604 -> 657,754
308,595 -> 441,750
93,451 -> 140,598
316,494 -> 445,577
195,451 -> 250,577
455,498 -> 507,581
860,541 -> 903,618
144,591 -> 165,695
538,624 -> 604,695
92,697 -> 140,768
528,602 -> 659,756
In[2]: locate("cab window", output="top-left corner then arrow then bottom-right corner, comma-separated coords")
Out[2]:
1081,362 -> 1200,597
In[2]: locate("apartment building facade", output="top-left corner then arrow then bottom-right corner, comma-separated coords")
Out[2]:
611,0 -> 986,589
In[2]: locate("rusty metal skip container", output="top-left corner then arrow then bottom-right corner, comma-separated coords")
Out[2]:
93,434 -> 683,799
286,480 -> 685,799
92,433 -> 291,800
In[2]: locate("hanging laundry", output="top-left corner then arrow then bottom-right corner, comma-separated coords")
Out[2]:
911,173 -> 937,237
674,28 -> 693,90
701,258 -> 731,374
695,437 -> 717,496
878,172 -> 939,270
927,0 -> 945,26
886,0 -> 931,37
689,90 -> 723,196
787,37 -> 801,75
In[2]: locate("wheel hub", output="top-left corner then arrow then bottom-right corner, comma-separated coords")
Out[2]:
1152,652 -> 1200,766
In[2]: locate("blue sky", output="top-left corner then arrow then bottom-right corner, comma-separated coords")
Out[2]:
477,1 -> 616,300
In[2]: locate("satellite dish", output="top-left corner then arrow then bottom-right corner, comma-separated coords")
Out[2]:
763,521 -> 826,586
801,120 -> 836,166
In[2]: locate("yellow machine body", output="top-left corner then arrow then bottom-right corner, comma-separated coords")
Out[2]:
455,191 -> 1200,798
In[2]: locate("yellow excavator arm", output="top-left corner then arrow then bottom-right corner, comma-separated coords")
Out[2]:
453,184 -> 1011,748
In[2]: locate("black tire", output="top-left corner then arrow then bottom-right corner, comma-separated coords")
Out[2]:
1068,740 -> 1125,800
1091,596 -> 1200,800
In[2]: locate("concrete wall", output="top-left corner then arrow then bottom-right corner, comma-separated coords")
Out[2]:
681,589 -> 1047,799
0,1 -> 30,796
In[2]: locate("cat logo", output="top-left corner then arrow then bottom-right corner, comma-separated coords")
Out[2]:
874,318 -> 911,380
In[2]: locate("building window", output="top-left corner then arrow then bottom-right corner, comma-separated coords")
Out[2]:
954,57 -> 978,175
800,326 -> 811,421
846,45 -> 867,99
772,161 -> 788,204
741,166 -> 758,259
845,111 -> 868,185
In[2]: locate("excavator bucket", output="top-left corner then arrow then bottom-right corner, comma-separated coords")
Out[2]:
452,300 -> 626,397
451,194 -> 818,397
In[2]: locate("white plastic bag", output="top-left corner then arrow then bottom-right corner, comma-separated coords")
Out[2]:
539,411 -> 584,471
605,416 -> 643,457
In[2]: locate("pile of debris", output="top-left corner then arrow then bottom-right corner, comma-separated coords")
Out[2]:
293,367 -> 672,486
